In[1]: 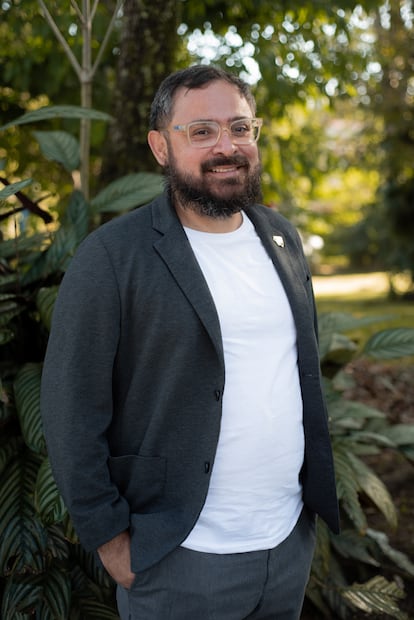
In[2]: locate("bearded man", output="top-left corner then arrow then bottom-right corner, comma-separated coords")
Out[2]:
41,65 -> 339,620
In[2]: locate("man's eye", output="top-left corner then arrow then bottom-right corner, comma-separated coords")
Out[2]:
232,123 -> 251,135
190,125 -> 215,139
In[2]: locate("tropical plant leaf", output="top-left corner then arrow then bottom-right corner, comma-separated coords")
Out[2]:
363,327 -> 414,359
0,295 -> 23,327
319,331 -> 357,363
328,397 -> 385,425
0,179 -> 33,198
91,172 -> 163,213
71,545 -> 114,589
341,575 -> 407,619
35,458 -> 67,526
347,451 -> 398,528
0,450 -> 47,575
0,327 -> 15,346
0,437 -> 23,476
0,105 -> 113,131
332,441 -> 367,532
0,232 -> 49,260
14,363 -> 45,455
62,189 -> 89,243
73,597 -> 119,620
33,130 -> 80,173
36,287 -> 59,331
331,528 -> 380,566
367,529 -> 414,577
318,312 -> 391,334
380,424 -> 414,447
1,568 -> 71,620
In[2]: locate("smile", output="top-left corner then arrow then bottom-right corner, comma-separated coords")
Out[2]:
210,166 -> 240,173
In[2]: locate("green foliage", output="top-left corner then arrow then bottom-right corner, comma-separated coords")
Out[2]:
0,105 -> 162,618
308,312 -> 414,618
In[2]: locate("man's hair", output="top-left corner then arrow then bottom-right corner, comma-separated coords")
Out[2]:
149,65 -> 257,130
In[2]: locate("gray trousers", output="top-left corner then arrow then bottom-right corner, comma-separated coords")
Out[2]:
116,507 -> 316,620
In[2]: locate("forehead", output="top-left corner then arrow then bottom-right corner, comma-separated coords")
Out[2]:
171,80 -> 253,122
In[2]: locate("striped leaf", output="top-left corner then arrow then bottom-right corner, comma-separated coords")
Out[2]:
0,450 -> 47,575
36,287 -> 59,332
348,451 -> 398,528
14,364 -> 45,455
341,575 -> 407,619
35,458 -> 67,526
0,437 -> 23,476
333,441 -> 367,532
363,327 -> 414,359
1,567 -> 71,620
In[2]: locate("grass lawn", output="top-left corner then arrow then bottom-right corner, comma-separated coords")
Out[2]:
313,271 -> 414,334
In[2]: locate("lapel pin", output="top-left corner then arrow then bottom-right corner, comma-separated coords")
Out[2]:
272,235 -> 285,248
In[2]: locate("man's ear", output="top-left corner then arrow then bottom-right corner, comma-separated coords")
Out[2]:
148,130 -> 168,166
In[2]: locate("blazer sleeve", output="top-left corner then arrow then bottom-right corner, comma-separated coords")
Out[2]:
40,231 -> 130,551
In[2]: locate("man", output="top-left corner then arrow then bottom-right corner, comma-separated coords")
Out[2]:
41,65 -> 339,620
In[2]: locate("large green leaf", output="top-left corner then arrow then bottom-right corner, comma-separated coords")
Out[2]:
91,172 -> 163,213
379,424 -> 414,447
0,437 -> 23,476
61,189 -> 89,243
0,450 -> 46,575
0,105 -> 113,131
347,452 -> 398,529
367,529 -> 414,577
363,327 -> 414,359
331,528 -> 380,566
33,130 -> 80,173
332,441 -> 367,532
14,363 -> 45,455
0,179 -> 33,198
36,287 -> 59,332
318,312 -> 390,335
35,458 -> 67,526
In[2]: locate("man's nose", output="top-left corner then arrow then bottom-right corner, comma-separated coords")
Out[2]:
213,128 -> 237,153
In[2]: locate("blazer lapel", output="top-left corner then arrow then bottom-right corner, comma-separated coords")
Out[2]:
246,207 -> 313,331
151,195 -> 224,362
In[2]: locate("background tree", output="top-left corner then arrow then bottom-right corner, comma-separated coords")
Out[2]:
99,0 -> 180,181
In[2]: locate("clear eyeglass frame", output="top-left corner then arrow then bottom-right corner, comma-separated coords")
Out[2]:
170,117 -> 263,148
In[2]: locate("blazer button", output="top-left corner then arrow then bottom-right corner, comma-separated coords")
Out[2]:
204,461 -> 211,473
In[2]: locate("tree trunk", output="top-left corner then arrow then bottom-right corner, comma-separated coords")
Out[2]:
99,0 -> 179,183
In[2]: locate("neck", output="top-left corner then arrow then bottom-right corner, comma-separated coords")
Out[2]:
175,203 -> 243,233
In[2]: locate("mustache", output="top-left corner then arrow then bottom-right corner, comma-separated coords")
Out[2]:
200,154 -> 250,172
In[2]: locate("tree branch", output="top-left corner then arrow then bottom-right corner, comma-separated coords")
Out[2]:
91,0 -> 124,78
38,0 -> 82,80
70,0 -> 85,24
0,178 -> 53,224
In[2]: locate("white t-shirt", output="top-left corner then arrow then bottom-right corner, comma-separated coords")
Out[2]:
182,213 -> 304,553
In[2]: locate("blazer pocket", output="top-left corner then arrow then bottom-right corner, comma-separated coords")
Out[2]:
108,454 -> 166,512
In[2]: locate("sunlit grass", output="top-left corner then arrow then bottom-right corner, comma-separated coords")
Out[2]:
314,272 -> 414,345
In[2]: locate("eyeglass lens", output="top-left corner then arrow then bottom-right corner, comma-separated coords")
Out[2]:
188,119 -> 259,146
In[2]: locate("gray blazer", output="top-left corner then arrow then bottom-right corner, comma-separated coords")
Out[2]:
41,192 -> 339,573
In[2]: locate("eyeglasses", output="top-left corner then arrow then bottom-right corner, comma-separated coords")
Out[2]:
170,118 -> 263,148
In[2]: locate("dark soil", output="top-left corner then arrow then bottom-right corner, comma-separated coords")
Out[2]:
302,359 -> 414,619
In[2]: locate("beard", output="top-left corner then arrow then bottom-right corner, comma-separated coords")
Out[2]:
163,150 -> 263,219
